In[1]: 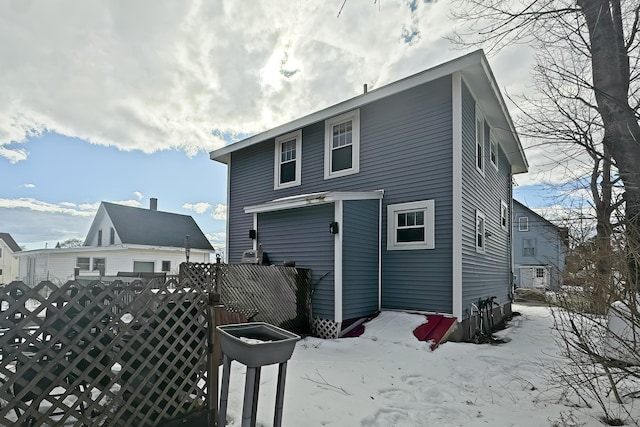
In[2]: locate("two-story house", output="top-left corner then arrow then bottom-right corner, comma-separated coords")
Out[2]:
513,200 -> 568,290
0,233 -> 22,284
210,50 -> 528,340
17,199 -> 214,285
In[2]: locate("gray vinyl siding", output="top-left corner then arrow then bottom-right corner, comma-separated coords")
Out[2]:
460,81 -> 512,319
513,201 -> 565,289
342,199 -> 379,319
376,78 -> 454,314
227,76 -> 455,315
256,204 -> 335,318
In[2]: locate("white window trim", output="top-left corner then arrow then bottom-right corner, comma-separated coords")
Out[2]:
476,210 -> 486,253
274,130 -> 302,190
324,109 -> 360,180
387,200 -> 435,251
518,217 -> 529,232
500,200 -> 508,230
490,131 -> 498,171
475,106 -> 485,177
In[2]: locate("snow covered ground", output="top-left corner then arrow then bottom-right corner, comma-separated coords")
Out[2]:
219,304 -> 640,426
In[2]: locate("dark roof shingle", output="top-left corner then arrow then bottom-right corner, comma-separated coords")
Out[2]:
102,202 -> 214,251
0,233 -> 22,252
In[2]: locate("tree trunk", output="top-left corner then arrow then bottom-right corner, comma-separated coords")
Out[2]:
578,0 -> 640,288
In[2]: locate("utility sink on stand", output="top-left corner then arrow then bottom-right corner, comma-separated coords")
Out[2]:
217,322 -> 300,427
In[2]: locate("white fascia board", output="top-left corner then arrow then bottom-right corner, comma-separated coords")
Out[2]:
244,190 -> 384,214
123,244 -> 211,253
15,246 -> 127,256
210,51 -> 487,164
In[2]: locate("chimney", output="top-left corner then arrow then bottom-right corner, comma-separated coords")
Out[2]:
150,198 -> 158,211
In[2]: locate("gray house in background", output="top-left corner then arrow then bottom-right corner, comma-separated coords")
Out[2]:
513,200 -> 568,289
210,50 -> 528,340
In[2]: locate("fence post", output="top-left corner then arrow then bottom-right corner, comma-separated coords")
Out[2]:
208,255 -> 224,426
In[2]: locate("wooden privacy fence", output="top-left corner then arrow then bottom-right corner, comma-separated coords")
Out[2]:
0,263 -> 311,427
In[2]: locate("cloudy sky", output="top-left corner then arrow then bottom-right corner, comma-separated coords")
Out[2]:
0,0 -> 574,251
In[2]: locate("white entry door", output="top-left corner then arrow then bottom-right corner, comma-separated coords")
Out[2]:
532,267 -> 549,289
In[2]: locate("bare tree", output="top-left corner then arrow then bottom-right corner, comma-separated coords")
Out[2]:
450,0 -> 640,284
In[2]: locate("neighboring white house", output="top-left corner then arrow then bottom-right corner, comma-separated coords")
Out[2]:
0,232 -> 22,284
17,199 -> 214,285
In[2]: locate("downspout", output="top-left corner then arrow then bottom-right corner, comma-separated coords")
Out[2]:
378,192 -> 384,312
509,172 -> 514,299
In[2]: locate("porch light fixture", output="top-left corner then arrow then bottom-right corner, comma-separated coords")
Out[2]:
329,221 -> 339,235
249,229 -> 257,240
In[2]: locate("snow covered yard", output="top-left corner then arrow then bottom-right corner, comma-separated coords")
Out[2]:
219,304 -> 640,426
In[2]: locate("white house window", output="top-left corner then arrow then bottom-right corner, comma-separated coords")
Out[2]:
500,201 -> 508,230
274,130 -> 302,189
536,267 -> 545,278
519,217 -> 529,231
523,239 -> 536,257
93,258 -> 106,275
476,210 -> 486,252
162,260 -> 171,272
475,107 -> 484,176
490,133 -> 498,170
110,227 -> 115,245
387,200 -> 435,250
97,229 -> 103,246
77,257 -> 90,270
324,109 -> 360,179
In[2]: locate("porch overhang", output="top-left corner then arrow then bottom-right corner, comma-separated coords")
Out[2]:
244,190 -> 384,214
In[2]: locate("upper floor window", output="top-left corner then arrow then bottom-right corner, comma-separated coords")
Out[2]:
110,227 -> 115,245
476,210 -> 486,252
0,248 -> 2,258
500,201 -> 508,230
475,107 -> 485,176
387,200 -> 435,250
324,109 -> 360,179
97,229 -> 103,246
274,130 -> 302,189
518,217 -> 529,232
490,132 -> 498,170
523,239 -> 536,257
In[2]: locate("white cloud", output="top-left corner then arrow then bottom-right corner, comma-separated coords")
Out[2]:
0,146 -> 28,163
133,191 -> 144,200
0,198 -> 95,216
212,204 -> 227,220
182,202 -> 211,214
24,183 -> 35,188
0,1 -> 465,162
111,199 -> 142,208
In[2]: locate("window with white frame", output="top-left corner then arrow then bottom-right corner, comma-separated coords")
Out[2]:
500,201 -> 508,230
518,217 -> 529,231
490,133 -> 498,170
274,130 -> 302,189
76,257 -> 90,271
523,239 -> 536,257
476,210 -> 486,252
324,109 -> 360,179
475,107 -> 484,175
92,257 -> 106,275
387,200 -> 435,250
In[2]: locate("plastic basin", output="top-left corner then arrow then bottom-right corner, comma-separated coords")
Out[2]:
216,322 -> 300,367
